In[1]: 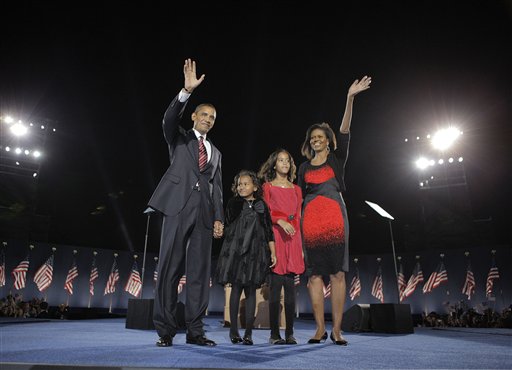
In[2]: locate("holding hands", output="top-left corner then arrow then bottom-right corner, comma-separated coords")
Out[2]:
213,220 -> 224,239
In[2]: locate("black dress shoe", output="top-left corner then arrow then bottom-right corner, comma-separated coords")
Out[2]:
307,331 -> 328,344
230,335 -> 243,344
285,335 -> 298,345
242,335 -> 253,345
269,337 -> 285,345
156,335 -> 173,347
186,335 -> 217,346
330,331 -> 348,346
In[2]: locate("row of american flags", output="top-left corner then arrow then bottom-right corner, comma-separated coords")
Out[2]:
0,247 -> 501,304
347,256 -> 501,304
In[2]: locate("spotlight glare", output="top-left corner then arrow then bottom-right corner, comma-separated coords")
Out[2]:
15,148 -> 22,154
33,150 -> 41,158
33,172 -> 38,178
5,146 -> 10,152
415,157 -> 430,170
432,127 -> 461,150
10,123 -> 28,136
404,138 -> 408,142
4,116 -> 14,123
448,157 -> 454,163
438,159 -> 444,165
24,150 -> 30,155
458,157 -> 463,162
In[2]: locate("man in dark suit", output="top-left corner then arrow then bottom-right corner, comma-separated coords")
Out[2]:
149,59 -> 224,347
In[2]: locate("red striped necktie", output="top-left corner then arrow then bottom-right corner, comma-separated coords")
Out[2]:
198,136 -> 207,171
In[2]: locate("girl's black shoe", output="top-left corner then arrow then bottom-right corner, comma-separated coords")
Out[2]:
230,335 -> 243,344
307,331 -> 327,344
242,335 -> 253,345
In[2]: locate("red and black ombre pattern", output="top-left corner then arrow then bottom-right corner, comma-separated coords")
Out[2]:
303,195 -> 345,248
304,166 -> 335,184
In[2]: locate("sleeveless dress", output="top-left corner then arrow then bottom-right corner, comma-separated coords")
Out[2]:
215,197 -> 273,286
299,161 -> 349,276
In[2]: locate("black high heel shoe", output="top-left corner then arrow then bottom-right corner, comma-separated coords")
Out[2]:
307,331 -> 328,344
330,331 -> 348,346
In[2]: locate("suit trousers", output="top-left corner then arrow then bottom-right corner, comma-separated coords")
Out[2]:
153,189 -> 213,338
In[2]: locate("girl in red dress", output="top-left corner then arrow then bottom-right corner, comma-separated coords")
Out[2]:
259,149 -> 305,344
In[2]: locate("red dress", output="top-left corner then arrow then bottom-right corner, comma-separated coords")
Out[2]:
262,183 -> 305,275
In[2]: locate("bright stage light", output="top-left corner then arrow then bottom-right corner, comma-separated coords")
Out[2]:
15,148 -> 22,154
415,157 -> 430,170
431,127 -> 461,151
10,122 -> 28,136
33,150 -> 41,158
3,116 -> 14,124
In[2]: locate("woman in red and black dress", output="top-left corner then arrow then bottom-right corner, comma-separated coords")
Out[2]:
298,76 -> 371,345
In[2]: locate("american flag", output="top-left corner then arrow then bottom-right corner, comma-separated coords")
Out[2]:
462,261 -> 475,300
124,261 -> 142,297
323,281 -> 332,298
397,262 -> 406,302
402,261 -> 424,299
423,261 -> 448,293
12,256 -> 30,290
104,259 -> 120,295
294,274 -> 301,286
177,275 -> 186,294
0,250 -> 5,287
89,258 -> 99,296
371,265 -> 384,303
349,268 -> 361,301
153,264 -> 158,284
433,261 -> 448,289
64,260 -> 79,295
34,255 -> 54,292
486,260 -> 500,298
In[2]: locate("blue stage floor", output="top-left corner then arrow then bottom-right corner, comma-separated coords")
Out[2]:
1,315 -> 511,369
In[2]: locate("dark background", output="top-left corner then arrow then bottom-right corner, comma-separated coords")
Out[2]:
1,1 -> 511,256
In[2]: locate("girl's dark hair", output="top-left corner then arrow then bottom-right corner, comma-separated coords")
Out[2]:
300,122 -> 337,160
258,148 -> 297,182
231,169 -> 262,198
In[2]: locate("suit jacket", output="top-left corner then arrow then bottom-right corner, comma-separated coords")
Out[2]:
148,94 -> 224,228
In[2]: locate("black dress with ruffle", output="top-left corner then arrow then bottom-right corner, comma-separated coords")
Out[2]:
215,196 -> 274,287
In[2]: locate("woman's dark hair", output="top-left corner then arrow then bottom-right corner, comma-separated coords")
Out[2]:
231,169 -> 262,198
258,148 -> 297,183
300,122 -> 337,160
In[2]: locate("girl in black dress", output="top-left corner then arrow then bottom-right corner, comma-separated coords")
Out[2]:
215,170 -> 277,345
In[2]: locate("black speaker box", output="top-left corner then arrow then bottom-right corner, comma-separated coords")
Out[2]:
126,298 -> 155,330
369,303 -> 414,334
342,304 -> 371,332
